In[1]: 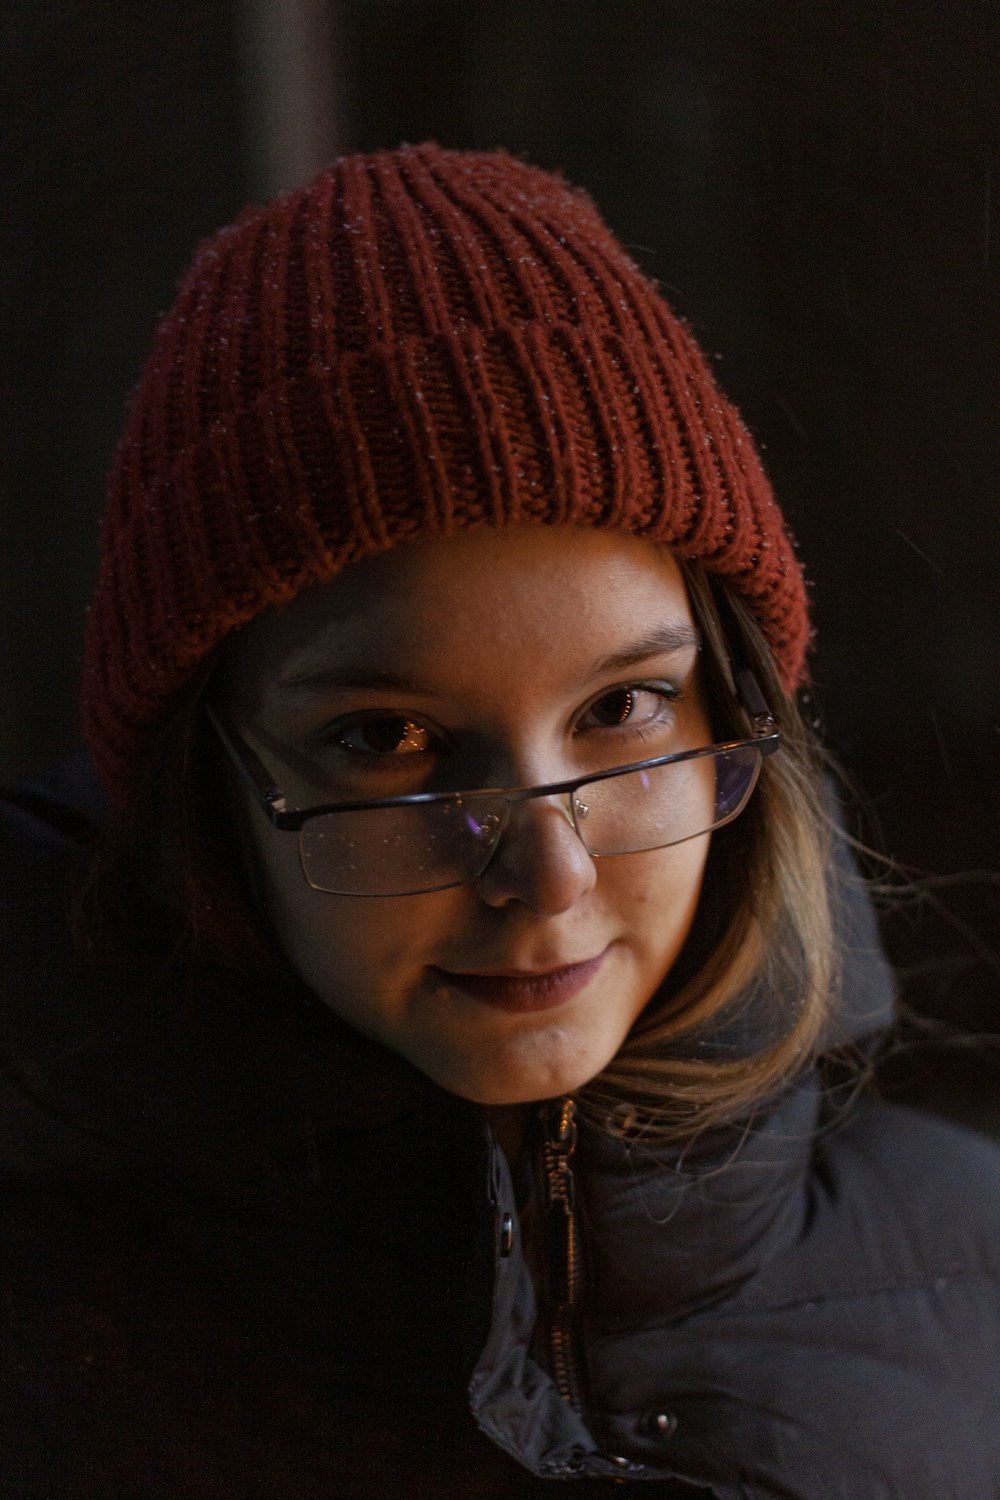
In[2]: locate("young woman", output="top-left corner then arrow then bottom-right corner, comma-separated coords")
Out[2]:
4,144 -> 998,1498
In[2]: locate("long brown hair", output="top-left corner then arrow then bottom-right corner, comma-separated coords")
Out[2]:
584,563 -> 836,1136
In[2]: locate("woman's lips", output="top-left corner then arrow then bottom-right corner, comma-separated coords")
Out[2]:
430,950 -> 608,1013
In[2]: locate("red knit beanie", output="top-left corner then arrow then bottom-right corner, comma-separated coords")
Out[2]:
83,143 -> 809,800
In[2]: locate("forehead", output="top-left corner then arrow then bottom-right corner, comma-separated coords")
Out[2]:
221,525 -> 698,703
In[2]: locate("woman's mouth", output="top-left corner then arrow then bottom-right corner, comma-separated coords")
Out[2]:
429,950 -> 608,1013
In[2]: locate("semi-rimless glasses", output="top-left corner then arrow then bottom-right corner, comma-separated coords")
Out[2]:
207,670 -> 779,898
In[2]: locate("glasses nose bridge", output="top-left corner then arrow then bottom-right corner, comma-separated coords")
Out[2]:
489,781 -> 590,848
469,778 -> 600,910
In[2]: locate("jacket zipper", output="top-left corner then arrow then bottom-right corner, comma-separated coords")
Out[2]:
542,1096 -> 585,1413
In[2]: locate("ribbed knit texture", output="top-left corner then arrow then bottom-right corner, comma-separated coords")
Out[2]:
83,143 -> 809,800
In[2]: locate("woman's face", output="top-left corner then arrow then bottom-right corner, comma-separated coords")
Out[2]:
220,526 -> 714,1105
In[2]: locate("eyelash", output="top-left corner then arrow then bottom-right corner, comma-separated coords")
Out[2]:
319,682 -> 682,765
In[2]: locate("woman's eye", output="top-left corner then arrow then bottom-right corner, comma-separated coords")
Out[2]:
334,716 -> 432,756
581,685 -> 676,730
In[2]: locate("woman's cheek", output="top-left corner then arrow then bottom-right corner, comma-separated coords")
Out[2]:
271,880 -> 452,1009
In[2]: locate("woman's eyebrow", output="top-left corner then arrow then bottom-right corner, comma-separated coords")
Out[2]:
278,665 -> 427,696
588,622 -> 701,678
278,622 -> 701,697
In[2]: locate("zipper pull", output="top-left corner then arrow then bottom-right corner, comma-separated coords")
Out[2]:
547,1096 -> 578,1154
544,1098 -> 578,1231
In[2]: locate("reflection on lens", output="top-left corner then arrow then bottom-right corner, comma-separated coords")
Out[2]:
300,796 -> 508,895
579,746 -> 760,857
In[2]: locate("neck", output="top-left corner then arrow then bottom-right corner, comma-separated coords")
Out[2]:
482,1104 -> 531,1163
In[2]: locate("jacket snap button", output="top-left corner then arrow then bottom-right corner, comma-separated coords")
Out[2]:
647,1411 -> 677,1439
499,1212 -> 513,1257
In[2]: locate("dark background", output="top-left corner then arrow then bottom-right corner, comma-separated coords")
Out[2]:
3,1 -> 998,1116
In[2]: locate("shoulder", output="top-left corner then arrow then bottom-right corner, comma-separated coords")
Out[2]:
793,1096 -> 1000,1289
731,1096 -> 1000,1336
834,1094 -> 1000,1240
0,752 -> 104,944
0,753 -> 108,1049
0,750 -> 105,865
674,1099 -> 1000,1496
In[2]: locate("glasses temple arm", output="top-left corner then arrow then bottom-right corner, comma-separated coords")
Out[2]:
734,669 -> 780,740
205,705 -> 289,818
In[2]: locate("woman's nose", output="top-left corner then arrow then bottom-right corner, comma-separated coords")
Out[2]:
473,794 -> 597,913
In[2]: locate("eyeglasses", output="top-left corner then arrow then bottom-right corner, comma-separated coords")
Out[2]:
207,670 -> 779,898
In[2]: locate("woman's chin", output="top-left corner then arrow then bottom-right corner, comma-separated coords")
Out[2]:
414,1028 -> 618,1107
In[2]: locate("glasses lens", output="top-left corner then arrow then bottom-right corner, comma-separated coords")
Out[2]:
577,744 -> 762,857
299,796 -> 507,896
297,745 -> 764,894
